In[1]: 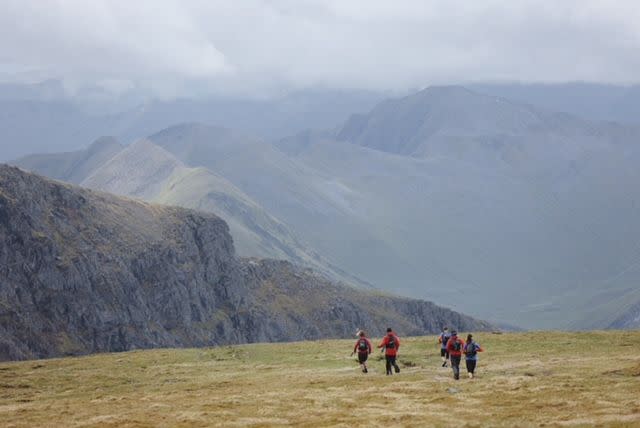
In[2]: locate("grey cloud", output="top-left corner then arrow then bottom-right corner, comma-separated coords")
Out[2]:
1,0 -> 639,96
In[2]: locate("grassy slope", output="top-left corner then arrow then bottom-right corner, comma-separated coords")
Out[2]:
1,331 -> 639,427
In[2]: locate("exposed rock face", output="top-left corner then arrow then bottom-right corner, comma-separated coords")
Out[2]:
0,165 -> 491,361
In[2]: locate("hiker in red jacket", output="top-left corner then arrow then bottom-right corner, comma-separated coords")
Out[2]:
446,330 -> 465,380
378,327 -> 401,375
351,330 -> 372,373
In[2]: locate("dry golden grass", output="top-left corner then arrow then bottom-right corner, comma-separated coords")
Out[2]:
1,331 -> 639,427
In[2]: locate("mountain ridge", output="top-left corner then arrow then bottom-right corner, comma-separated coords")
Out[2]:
0,164 -> 491,360
10,85 -> 640,329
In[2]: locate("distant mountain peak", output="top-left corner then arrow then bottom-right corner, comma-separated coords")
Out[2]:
416,85 -> 478,97
335,84 -> 591,158
81,139 -> 183,199
149,122 -> 255,145
86,136 -> 121,154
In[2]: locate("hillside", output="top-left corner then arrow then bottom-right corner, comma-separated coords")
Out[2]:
11,87 -> 640,330
81,139 -> 363,286
12,136 -> 123,184
0,165 -> 490,361
336,86 -> 639,168
1,331 -> 639,427
470,82 -> 640,125
13,138 -> 364,287
148,116 -> 640,329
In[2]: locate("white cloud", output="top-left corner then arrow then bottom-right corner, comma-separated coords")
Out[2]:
1,0 -> 639,96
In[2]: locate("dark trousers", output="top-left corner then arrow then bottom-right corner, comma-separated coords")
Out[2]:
385,355 -> 400,375
466,359 -> 477,374
450,355 -> 461,379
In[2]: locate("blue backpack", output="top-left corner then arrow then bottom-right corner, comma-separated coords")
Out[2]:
466,342 -> 477,357
441,333 -> 450,347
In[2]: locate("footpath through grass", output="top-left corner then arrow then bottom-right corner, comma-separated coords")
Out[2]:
0,331 -> 639,427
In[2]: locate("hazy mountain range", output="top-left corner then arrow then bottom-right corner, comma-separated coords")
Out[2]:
0,79 -> 384,161
469,82 -> 640,125
9,84 -> 640,330
15,135 -> 364,288
0,164 -> 491,360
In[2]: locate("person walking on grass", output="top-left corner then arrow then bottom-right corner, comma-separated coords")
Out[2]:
438,326 -> 451,367
378,327 -> 401,375
463,334 -> 484,379
351,330 -> 372,373
446,330 -> 465,380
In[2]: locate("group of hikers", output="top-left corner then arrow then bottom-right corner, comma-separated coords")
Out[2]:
351,326 -> 483,380
438,326 -> 484,379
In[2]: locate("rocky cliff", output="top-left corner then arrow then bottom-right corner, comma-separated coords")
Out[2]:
0,165 -> 491,360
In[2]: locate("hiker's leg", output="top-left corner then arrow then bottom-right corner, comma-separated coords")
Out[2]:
466,359 -> 476,374
389,356 -> 397,372
392,357 -> 400,373
385,356 -> 392,375
359,353 -> 368,373
451,356 -> 460,379
466,359 -> 476,378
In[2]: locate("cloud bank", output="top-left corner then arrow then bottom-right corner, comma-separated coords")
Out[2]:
1,0 -> 639,96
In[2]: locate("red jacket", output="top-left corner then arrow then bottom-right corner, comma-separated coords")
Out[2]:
446,335 -> 465,357
353,337 -> 372,354
378,333 -> 400,357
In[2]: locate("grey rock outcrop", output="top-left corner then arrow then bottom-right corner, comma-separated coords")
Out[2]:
0,165 -> 491,361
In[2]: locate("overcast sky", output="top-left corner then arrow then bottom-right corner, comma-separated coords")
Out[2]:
1,0 -> 639,97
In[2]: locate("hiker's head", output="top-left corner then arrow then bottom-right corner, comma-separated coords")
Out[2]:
451,330 -> 458,336
467,334 -> 473,342
443,326 -> 448,332
359,331 -> 366,337
386,327 -> 392,333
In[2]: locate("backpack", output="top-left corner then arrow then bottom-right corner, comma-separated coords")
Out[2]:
358,338 -> 368,352
441,333 -> 450,347
387,335 -> 396,349
451,339 -> 462,352
466,342 -> 477,357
